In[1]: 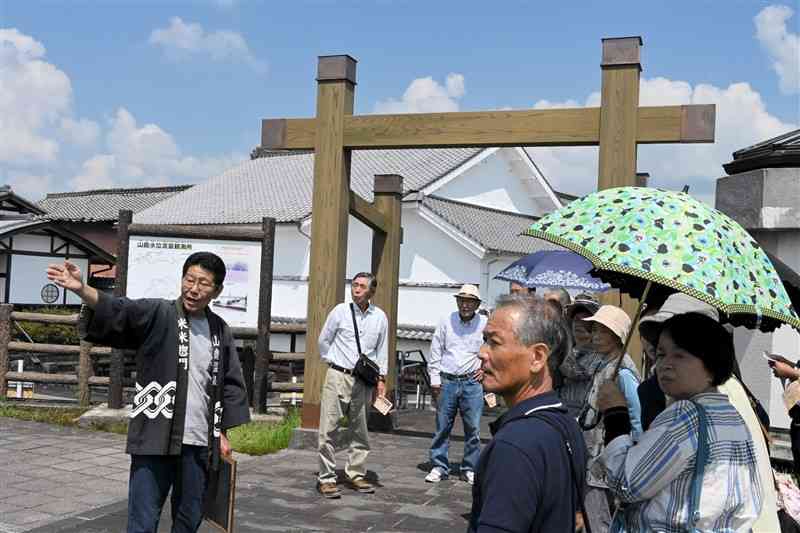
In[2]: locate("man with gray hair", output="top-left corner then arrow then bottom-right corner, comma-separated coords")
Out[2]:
469,295 -> 587,533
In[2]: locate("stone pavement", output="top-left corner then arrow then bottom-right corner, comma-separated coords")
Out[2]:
1,410 -> 490,532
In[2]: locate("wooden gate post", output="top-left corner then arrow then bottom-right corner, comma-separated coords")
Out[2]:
78,340 -> 94,407
254,217 -> 276,413
299,55 -> 357,429
0,304 -> 13,398
371,175 -> 403,395
598,37 -> 644,364
110,209 -> 132,409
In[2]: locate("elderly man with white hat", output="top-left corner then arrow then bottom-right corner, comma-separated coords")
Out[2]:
425,284 -> 488,484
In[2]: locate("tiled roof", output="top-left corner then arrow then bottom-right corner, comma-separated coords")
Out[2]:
271,315 -> 434,341
723,128 -> 800,175
134,148 -> 484,224
422,195 -> 561,255
38,185 -> 193,222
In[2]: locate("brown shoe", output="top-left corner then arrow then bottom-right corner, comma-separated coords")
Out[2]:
319,481 -> 341,499
348,476 -> 375,494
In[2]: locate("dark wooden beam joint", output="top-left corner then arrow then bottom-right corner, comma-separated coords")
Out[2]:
349,192 -> 389,234
317,55 -> 358,84
374,174 -> 404,195
680,104 -> 716,143
601,36 -> 643,71
261,119 -> 287,150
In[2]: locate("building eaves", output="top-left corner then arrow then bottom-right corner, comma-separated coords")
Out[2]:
38,185 -> 193,222
723,128 -> 800,175
422,195 -> 561,255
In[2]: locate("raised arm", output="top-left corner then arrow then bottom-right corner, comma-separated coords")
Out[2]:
47,260 -> 99,308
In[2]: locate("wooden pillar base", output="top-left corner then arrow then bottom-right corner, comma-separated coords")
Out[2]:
302,402 -> 321,429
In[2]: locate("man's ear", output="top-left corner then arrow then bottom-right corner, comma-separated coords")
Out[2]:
528,343 -> 550,374
211,284 -> 224,300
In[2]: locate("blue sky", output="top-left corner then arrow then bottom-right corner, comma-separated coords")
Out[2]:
1,1 -> 797,204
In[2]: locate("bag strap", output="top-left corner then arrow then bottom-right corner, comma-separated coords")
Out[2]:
349,303 -> 363,355
687,400 -> 709,533
525,412 -> 592,533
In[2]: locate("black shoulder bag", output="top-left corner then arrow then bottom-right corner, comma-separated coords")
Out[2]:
350,303 -> 381,387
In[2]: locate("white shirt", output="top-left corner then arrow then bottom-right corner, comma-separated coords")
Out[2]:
428,311 -> 487,386
318,302 -> 389,375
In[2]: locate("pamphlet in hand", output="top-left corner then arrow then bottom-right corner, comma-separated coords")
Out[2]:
484,393 -> 497,408
763,351 -> 795,367
373,395 -> 393,416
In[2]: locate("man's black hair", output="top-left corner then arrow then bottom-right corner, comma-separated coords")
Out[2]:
182,252 -> 226,286
660,312 -> 735,387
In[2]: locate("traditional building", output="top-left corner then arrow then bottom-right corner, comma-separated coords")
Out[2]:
134,147 -> 562,352
716,129 -> 800,430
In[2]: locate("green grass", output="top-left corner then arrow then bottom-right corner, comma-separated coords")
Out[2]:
0,401 -> 301,455
227,409 -> 301,455
0,402 -> 86,426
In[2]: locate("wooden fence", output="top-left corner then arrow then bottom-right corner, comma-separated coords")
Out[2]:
0,306 -> 305,409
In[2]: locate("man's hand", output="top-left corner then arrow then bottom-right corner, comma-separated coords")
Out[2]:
431,385 -> 441,405
770,360 -> 800,381
47,261 -> 84,292
597,380 -> 626,412
376,379 -> 386,399
220,433 -> 232,457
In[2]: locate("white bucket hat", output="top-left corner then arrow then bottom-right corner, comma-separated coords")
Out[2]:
582,305 -> 631,344
454,284 -> 482,301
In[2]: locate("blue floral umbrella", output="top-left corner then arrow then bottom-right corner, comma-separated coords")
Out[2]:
494,250 -> 610,292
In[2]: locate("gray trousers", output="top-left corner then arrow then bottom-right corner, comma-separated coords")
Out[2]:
317,367 -> 372,483
584,486 -> 613,533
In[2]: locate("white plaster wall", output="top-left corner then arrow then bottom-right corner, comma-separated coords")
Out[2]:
11,233 -> 52,253
273,224 -> 310,277
435,148 -> 553,217
733,229 -> 800,429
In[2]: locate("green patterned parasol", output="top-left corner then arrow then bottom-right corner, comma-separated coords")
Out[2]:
524,187 -> 800,332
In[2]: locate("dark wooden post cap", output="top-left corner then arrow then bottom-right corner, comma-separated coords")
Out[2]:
118,209 -> 133,223
317,55 -> 357,84
681,104 -> 716,142
374,174 -> 403,195
601,36 -> 643,69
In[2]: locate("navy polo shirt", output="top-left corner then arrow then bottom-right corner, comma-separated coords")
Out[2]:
468,391 -> 587,533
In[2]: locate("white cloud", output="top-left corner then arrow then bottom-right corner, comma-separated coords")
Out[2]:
527,77 -> 796,205
0,28 -> 72,164
0,28 -> 246,200
69,108 -> 244,190
374,73 -> 466,113
755,5 -> 800,94
149,17 -> 265,73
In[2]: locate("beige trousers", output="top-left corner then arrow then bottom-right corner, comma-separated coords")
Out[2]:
317,367 -> 372,482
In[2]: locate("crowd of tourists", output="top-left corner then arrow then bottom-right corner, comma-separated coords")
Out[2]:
46,252 -> 800,533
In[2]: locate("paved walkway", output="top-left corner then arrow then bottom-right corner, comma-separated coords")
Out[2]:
1,411 -> 489,532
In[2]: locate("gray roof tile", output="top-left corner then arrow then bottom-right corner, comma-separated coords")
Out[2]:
38,185 -> 193,222
134,148 -> 484,224
422,195 -> 561,255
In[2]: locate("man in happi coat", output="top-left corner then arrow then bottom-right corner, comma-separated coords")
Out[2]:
47,252 -> 250,533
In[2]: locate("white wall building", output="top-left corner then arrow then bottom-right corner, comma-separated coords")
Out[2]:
716,129 -> 800,430
135,147 -> 563,355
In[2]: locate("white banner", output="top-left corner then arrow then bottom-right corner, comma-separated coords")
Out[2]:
126,236 -> 262,328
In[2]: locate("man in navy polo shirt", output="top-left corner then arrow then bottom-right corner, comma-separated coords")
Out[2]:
468,294 -> 587,533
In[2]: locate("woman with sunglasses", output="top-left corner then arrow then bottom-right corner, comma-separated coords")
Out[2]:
577,305 -> 642,533
596,312 -> 762,532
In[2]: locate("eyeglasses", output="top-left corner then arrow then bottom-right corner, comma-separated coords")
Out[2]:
182,275 -> 216,291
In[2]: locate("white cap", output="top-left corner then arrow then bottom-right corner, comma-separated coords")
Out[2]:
454,284 -> 482,301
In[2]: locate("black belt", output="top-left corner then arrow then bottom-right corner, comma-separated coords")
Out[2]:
329,363 -> 354,376
441,371 -> 475,381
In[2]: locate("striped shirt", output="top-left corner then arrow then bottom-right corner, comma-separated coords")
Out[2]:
599,392 -> 762,533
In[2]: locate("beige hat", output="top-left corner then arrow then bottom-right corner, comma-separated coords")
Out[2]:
454,284 -> 482,301
638,293 -> 719,347
582,305 -> 631,343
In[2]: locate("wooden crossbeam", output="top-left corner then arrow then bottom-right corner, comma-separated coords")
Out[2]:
262,105 -> 715,151
349,191 -> 389,233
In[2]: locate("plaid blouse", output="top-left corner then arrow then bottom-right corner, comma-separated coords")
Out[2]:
599,392 -> 762,533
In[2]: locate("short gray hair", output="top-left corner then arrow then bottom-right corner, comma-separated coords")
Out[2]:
352,272 -> 377,291
494,294 -> 571,385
